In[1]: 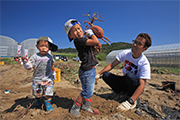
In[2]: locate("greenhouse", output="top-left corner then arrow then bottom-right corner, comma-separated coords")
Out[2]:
20,38 -> 38,57
0,35 -> 18,57
106,43 -> 180,68
0,35 -> 38,57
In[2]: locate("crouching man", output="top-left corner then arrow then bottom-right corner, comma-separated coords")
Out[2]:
96,33 -> 152,111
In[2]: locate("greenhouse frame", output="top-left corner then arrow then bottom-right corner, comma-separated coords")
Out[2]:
106,43 -> 180,68
0,35 -> 38,57
0,35 -> 18,57
20,38 -> 38,57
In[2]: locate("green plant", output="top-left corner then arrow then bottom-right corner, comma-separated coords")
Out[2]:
54,62 -> 79,85
151,67 -> 180,74
0,57 -> 19,65
96,53 -> 107,61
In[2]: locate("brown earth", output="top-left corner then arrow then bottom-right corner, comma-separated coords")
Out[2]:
0,63 -> 179,120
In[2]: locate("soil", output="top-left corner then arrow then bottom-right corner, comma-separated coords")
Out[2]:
0,63 -> 180,120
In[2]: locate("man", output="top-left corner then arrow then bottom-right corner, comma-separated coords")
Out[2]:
96,33 -> 152,111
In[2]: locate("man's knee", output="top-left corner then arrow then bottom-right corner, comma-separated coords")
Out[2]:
102,72 -> 111,82
125,72 -> 139,86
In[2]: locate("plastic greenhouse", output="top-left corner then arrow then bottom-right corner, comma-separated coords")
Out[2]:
0,35 -> 18,57
20,38 -> 38,57
0,35 -> 38,57
106,43 -> 180,67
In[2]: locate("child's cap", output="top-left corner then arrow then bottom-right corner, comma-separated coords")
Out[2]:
64,19 -> 81,42
37,36 -> 58,51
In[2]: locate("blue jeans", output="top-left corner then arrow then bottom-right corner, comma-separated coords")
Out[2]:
79,67 -> 96,99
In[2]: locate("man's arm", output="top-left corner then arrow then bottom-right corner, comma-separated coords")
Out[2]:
95,59 -> 121,84
130,78 -> 146,101
98,59 -> 121,75
117,78 -> 146,111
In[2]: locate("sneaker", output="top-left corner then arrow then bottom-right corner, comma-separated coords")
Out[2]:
44,99 -> 53,112
35,98 -> 41,107
117,100 -> 137,111
81,99 -> 93,113
70,101 -> 81,117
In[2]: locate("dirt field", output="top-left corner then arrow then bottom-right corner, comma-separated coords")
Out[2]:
0,63 -> 179,120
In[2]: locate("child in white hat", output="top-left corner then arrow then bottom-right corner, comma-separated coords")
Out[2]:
22,36 -> 58,112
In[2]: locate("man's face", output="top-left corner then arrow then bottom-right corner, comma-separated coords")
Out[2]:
131,36 -> 148,55
68,24 -> 83,40
36,40 -> 49,56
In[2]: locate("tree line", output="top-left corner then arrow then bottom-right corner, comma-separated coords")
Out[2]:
56,42 -> 132,55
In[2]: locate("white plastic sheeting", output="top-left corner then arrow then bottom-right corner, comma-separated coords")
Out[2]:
20,38 -> 38,57
106,43 -> 180,67
0,35 -> 38,57
0,35 -> 18,57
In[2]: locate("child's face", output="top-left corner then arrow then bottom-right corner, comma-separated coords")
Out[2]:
36,40 -> 49,56
68,24 -> 83,39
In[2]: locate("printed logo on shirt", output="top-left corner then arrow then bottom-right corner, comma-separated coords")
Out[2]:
124,60 -> 138,74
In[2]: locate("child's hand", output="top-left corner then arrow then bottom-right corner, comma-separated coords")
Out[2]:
22,56 -> 33,69
21,56 -> 28,63
52,70 -> 56,80
84,29 -> 94,38
94,42 -> 102,53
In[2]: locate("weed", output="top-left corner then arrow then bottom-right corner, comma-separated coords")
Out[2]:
54,62 -> 79,85
1,57 -> 20,65
151,67 -> 180,74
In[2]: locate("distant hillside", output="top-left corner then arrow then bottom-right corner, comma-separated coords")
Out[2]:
100,42 -> 132,54
57,42 -> 132,54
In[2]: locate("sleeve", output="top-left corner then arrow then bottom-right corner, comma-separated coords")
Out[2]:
116,50 -> 126,63
139,62 -> 151,80
74,37 -> 87,48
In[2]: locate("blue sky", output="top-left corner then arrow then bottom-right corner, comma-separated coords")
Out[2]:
1,0 -> 179,49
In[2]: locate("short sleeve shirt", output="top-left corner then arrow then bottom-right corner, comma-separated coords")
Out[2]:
116,50 -> 150,80
74,37 -> 98,71
29,53 -> 54,82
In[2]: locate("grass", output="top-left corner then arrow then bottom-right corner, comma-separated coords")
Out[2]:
0,57 -> 20,65
98,60 -> 124,69
151,67 -> 180,74
1,57 -> 180,75
51,52 -> 77,59
54,61 -> 79,85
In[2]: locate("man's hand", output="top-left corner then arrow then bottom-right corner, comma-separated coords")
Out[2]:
95,74 -> 100,85
117,100 -> 136,111
84,29 -> 94,38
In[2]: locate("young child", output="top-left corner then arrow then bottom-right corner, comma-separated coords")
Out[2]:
64,19 -> 101,117
21,36 -> 58,112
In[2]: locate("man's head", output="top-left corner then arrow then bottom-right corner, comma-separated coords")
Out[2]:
64,19 -> 83,42
131,33 -> 152,58
36,36 -> 58,56
136,33 -> 152,48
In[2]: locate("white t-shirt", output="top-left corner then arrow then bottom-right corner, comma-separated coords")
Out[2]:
116,50 -> 150,80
